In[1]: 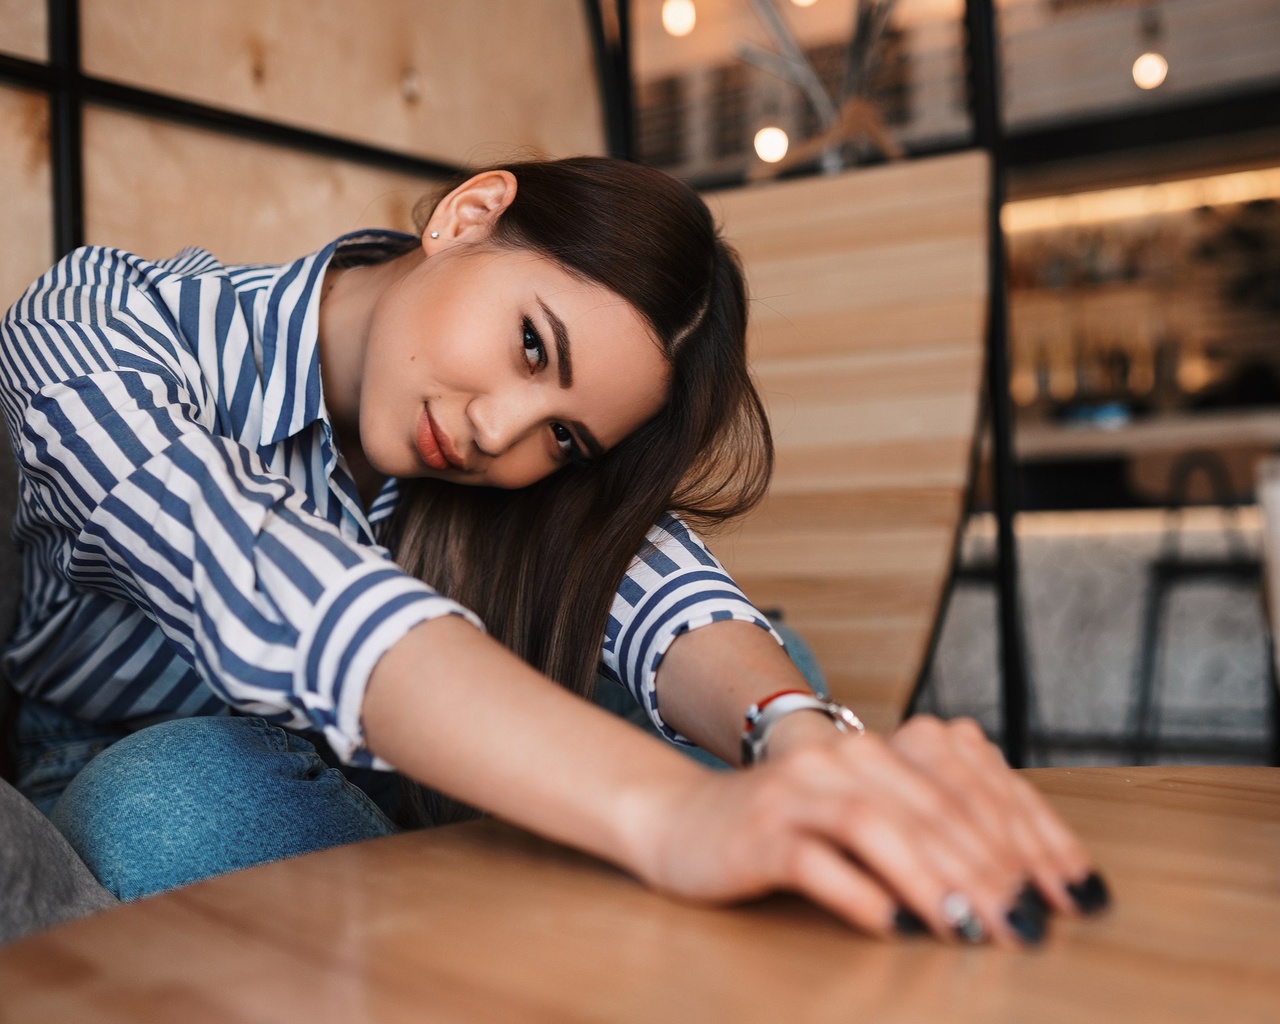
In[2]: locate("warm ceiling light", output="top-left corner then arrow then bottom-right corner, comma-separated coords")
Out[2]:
1132,51 -> 1168,89
661,0 -> 696,37
754,126 -> 789,163
790,0 -> 819,6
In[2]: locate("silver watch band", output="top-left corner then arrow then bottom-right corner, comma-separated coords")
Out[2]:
741,692 -> 865,766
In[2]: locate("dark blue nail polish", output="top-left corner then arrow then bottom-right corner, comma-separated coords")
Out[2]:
1006,903 -> 1046,946
893,906 -> 929,936
1019,881 -> 1051,919
1066,872 -> 1110,914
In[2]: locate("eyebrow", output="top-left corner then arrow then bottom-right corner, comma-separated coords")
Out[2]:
538,298 -> 573,389
570,420 -> 606,463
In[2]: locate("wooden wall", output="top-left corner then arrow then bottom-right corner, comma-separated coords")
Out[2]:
0,86 -> 52,313
0,0 -> 45,61
80,0 -> 604,167
1,0 -> 604,306
707,151 -> 989,732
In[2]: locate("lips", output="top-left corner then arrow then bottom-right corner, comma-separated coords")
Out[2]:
416,407 -> 463,471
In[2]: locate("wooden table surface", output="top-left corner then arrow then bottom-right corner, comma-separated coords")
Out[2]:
2,766 -> 1279,1024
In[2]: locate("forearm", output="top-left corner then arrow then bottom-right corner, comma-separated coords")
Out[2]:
653,620 -> 843,765
361,614 -> 705,879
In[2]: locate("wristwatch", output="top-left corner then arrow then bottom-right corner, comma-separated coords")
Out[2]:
741,689 -> 866,766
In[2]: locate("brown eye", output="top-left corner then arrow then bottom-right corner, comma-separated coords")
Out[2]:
522,317 -> 546,372
551,423 -> 588,465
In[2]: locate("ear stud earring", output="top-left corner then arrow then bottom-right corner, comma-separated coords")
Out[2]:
429,230 -> 440,239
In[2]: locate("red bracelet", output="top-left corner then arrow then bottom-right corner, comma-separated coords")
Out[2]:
743,688 -> 812,729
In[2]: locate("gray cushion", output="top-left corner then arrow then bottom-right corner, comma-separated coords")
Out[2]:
0,776 -> 117,945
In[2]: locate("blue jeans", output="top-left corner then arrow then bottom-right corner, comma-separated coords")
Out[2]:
44,715 -> 398,901
21,620 -> 826,902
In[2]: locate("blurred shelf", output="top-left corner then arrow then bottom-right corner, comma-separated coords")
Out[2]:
1016,409 -> 1280,461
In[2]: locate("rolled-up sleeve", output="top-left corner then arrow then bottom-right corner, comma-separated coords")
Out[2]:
14,363 -> 479,766
600,513 -> 782,744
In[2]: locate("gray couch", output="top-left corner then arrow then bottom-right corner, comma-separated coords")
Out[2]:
0,414 -> 119,945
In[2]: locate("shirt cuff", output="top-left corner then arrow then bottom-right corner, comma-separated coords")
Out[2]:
294,561 -> 484,766
640,606 -> 784,746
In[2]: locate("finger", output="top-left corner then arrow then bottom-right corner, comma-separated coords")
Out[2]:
838,730 -> 1034,939
792,787 -> 1021,946
796,732 -> 1023,907
960,728 -> 1100,913
895,719 -> 1042,884
780,837 -> 900,938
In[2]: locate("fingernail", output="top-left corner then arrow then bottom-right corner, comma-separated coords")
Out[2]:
1019,881 -> 1051,919
893,906 -> 929,936
1066,871 -> 1111,914
1005,903 -> 1046,946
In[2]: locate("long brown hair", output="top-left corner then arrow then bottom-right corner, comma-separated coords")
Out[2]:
389,157 -> 771,824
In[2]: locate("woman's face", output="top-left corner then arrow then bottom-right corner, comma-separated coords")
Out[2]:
358,241 -> 670,490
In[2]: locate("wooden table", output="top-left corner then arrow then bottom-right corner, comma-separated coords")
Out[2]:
2,766 -> 1278,1023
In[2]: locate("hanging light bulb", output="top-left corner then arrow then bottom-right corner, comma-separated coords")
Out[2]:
1132,4 -> 1168,89
1132,52 -> 1168,89
754,126 -> 790,163
661,0 -> 696,37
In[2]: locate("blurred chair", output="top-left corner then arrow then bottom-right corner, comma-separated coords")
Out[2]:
1130,451 -> 1275,764
705,151 -> 989,733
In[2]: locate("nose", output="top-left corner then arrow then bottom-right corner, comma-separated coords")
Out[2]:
466,388 -> 547,459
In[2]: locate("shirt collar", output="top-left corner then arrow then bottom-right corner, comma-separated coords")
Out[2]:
256,229 -> 418,449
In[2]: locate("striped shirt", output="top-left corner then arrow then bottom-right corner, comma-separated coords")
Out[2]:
0,231 -> 777,765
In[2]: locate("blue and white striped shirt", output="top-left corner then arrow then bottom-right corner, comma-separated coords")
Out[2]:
0,231 -> 776,764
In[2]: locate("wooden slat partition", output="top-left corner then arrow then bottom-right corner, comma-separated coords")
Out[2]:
706,152 -> 989,732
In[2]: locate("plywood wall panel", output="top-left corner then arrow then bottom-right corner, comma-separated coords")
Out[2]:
0,0 -> 45,60
84,107 -> 445,265
708,152 -> 988,726
81,0 -> 604,166
0,87 -> 52,313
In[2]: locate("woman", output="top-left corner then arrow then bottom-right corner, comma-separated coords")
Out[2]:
0,157 -> 1106,946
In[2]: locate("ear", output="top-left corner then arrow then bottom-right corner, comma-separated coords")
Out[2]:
421,170 -> 517,254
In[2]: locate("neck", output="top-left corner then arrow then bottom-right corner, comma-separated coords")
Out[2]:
317,250 -> 420,506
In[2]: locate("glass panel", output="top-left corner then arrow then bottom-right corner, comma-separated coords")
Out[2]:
81,0 -> 603,165
631,0 -> 971,183
0,86 -> 52,311
1000,0 -> 1280,130
0,0 -> 47,61
84,106 -> 445,265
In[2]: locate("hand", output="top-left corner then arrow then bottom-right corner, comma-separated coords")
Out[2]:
631,715 -> 1103,947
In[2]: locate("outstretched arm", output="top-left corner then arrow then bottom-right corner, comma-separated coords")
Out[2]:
362,614 -> 1103,948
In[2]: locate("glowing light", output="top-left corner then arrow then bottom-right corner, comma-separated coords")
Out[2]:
753,126 -> 790,163
661,0 -> 696,37
1002,166 -> 1280,232
790,0 -> 819,6
1132,51 -> 1168,90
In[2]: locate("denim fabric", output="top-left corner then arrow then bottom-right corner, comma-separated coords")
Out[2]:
15,700 -> 132,817
49,715 -> 397,901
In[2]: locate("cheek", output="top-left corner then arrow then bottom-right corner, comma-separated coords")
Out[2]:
485,442 -> 559,489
